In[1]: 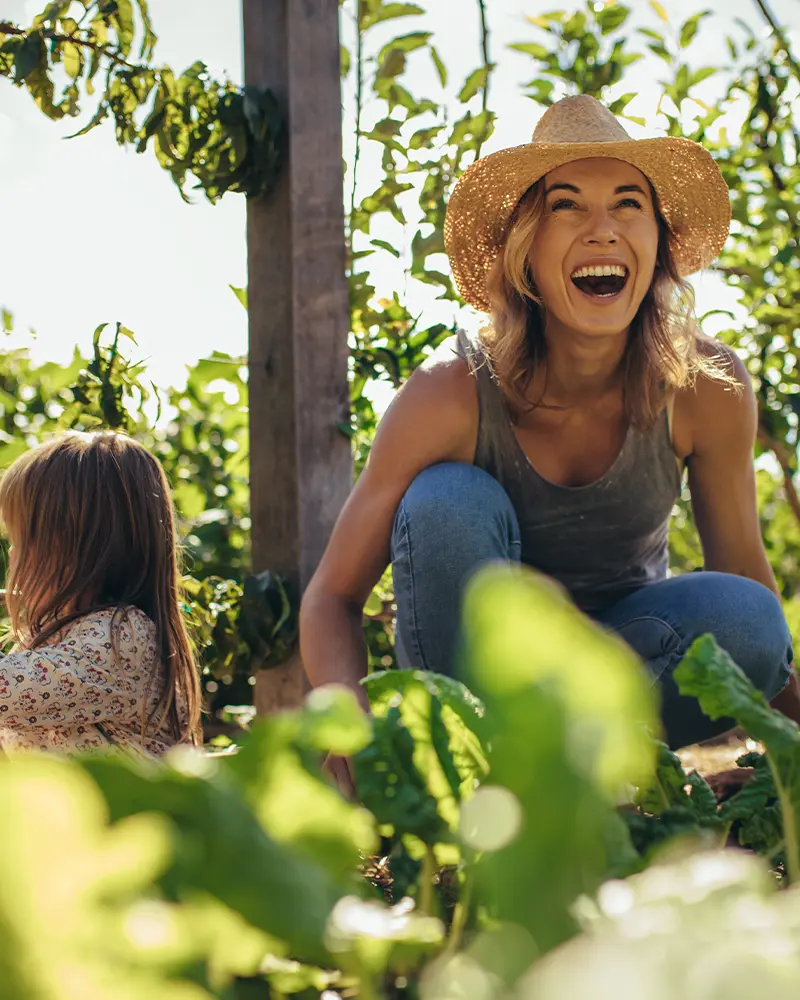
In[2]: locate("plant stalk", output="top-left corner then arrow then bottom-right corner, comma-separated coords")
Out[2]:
347,1 -> 365,275
419,846 -> 436,916
475,0 -> 492,158
766,754 -> 800,885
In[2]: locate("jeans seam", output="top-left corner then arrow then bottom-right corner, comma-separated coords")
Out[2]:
397,500 -> 430,671
606,614 -> 683,649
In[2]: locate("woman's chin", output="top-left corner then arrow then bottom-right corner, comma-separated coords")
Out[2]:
554,311 -> 634,339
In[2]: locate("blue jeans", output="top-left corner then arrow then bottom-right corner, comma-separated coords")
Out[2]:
391,463 -> 792,749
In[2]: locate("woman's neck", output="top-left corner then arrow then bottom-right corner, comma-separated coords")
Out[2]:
533,318 -> 630,409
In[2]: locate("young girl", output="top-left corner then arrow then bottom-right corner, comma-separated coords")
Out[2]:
0,431 -> 202,755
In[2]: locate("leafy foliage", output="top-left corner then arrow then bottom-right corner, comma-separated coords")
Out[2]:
5,564 -> 800,998
0,2 -> 282,201
0,320 -> 287,715
675,635 -> 800,883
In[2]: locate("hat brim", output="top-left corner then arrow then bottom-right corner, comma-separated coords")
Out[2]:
444,137 -> 731,313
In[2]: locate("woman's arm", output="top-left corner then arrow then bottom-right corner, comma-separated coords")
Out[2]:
300,350 -> 478,708
685,349 -> 776,591
685,348 -> 800,724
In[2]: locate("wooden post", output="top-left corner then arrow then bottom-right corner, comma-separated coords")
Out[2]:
243,0 -> 352,712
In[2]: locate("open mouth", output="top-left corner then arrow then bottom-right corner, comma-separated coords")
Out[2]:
569,264 -> 629,299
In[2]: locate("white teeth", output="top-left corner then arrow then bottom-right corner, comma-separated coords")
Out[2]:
569,264 -> 628,279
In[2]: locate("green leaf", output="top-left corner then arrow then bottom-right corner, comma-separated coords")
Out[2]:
359,670 -> 489,838
647,42 -> 672,63
60,40 -> 82,79
381,31 -> 431,55
14,31 -> 46,82
429,43 -> 447,86
690,66 -> 717,86
650,0 -> 669,22
562,10 -> 587,40
229,284 -> 248,310
464,566 -> 658,796
0,756 -> 185,998
525,78 -> 555,106
458,65 -> 493,103
608,92 -> 636,114
461,566 -> 659,962
300,685 -> 373,758
81,752 -> 343,962
638,27 -> 664,42
675,636 -> 800,882
376,47 -> 406,80
674,636 -> 799,752
509,41 -> 551,61
409,124 -> 444,149
411,227 -> 445,264
354,704 -> 445,843
340,44 -> 351,78
364,2 -> 424,28
596,4 -> 631,34
112,0 -> 135,57
369,238 -> 401,257
679,10 -> 711,48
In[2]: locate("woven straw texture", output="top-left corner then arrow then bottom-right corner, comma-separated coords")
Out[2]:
444,95 -> 731,313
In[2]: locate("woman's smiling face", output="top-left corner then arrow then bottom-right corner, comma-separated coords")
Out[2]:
529,157 -> 660,338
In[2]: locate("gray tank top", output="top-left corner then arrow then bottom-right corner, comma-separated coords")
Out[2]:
456,330 -> 681,613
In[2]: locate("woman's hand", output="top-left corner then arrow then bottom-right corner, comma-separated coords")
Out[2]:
323,752 -> 357,799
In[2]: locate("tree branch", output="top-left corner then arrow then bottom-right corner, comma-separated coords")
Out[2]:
0,21 -> 135,73
752,0 -> 800,80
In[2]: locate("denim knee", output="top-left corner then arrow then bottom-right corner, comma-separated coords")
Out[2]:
731,581 -> 793,699
391,463 -> 521,675
395,462 -> 521,556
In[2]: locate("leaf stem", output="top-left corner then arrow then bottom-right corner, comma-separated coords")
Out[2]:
447,869 -> 472,950
475,0 -> 492,158
766,754 -> 800,885
419,846 -> 436,915
348,1 -> 364,274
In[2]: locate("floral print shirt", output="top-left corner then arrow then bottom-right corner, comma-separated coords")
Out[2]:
0,607 -> 183,757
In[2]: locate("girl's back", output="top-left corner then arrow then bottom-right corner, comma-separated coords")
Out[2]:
0,431 -> 202,756
0,605 -> 182,756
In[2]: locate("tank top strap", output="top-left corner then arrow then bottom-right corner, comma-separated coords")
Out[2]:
455,329 -> 519,468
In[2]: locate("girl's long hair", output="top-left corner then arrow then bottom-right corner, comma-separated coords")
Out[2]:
481,179 -> 735,426
0,431 -> 202,744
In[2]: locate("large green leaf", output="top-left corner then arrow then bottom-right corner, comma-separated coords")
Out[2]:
0,756 -> 210,999
79,752 -> 342,963
459,565 -> 659,975
221,698 -> 377,882
675,636 -> 800,882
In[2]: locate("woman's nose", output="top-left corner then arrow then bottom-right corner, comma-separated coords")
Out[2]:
582,209 -> 618,245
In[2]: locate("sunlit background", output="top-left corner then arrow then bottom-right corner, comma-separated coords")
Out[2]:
1,0 -> 798,401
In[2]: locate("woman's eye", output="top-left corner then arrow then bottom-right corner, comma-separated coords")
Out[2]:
550,198 -> 577,211
616,198 -> 643,210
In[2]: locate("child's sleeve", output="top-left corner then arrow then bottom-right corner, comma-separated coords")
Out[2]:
0,641 -> 130,731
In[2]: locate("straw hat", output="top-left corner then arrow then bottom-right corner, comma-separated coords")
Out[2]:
444,94 -> 731,313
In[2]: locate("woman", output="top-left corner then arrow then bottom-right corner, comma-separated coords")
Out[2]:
300,95 -> 799,786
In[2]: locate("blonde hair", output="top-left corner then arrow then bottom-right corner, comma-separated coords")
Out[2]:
0,431 -> 202,744
481,179 -> 734,427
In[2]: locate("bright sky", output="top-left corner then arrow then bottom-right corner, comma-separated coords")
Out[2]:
1,0 -> 798,391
